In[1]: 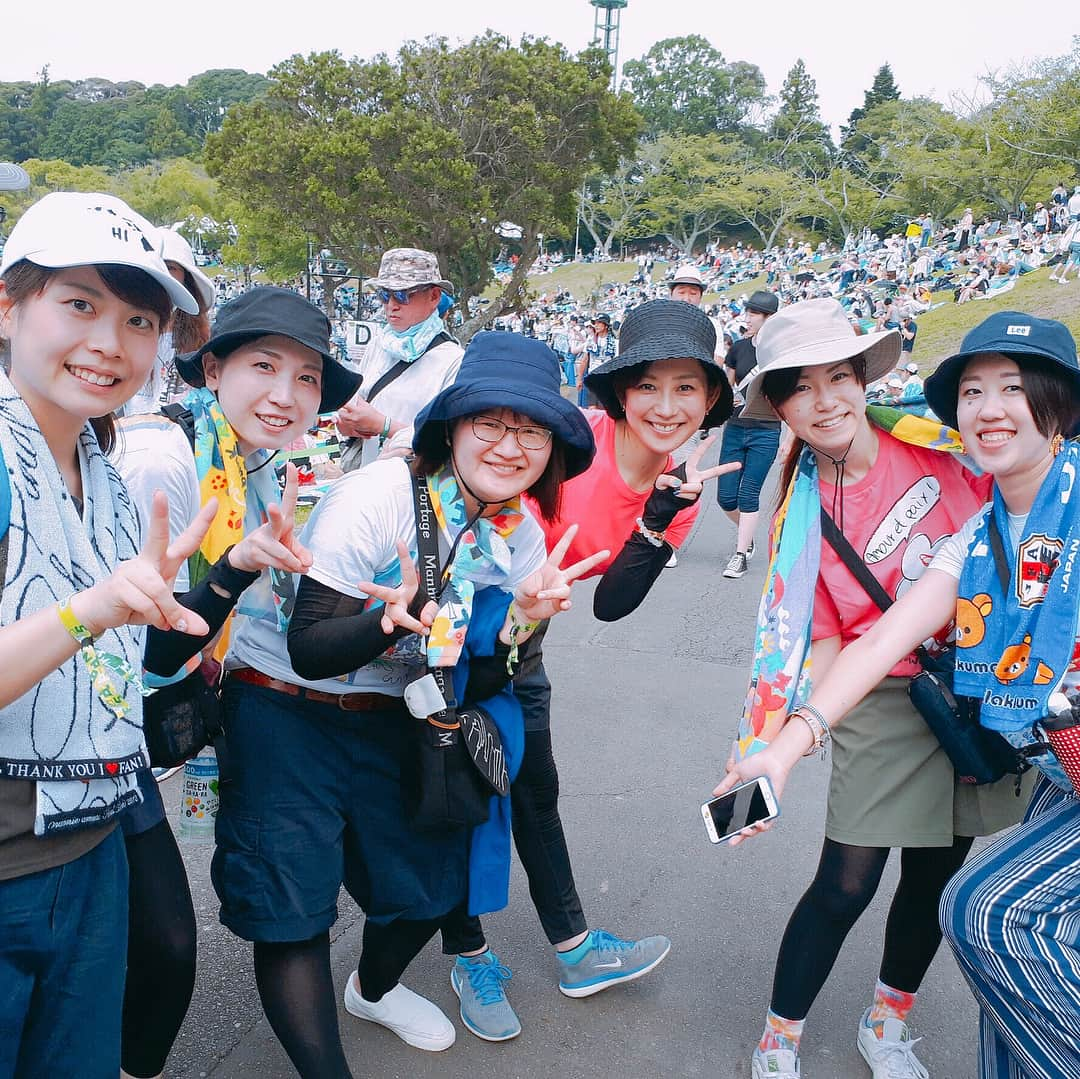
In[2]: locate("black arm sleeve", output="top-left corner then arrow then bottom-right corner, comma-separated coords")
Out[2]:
143,549 -> 260,676
592,531 -> 672,622
287,575 -> 422,681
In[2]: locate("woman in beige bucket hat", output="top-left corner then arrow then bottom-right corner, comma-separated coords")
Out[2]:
722,299 -> 1029,1079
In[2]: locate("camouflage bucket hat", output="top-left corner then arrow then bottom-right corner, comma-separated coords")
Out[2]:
366,247 -> 454,294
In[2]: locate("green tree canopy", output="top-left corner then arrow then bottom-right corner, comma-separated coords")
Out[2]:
205,35 -> 640,330
621,35 -> 767,137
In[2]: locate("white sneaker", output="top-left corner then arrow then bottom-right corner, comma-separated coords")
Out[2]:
751,1047 -> 800,1078
856,1010 -> 929,1078
343,973 -> 456,1051
665,552 -> 678,568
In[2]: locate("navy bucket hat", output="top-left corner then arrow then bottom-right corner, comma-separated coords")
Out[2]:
176,287 -> 362,413
584,299 -> 734,428
412,332 -> 596,479
924,310 -> 1080,430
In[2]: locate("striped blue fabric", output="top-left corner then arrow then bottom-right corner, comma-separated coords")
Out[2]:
941,776 -> 1080,1079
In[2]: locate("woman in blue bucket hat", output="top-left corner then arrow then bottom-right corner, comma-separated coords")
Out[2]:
208,332 -> 604,1074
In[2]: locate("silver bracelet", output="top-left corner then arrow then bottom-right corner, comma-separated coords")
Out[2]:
793,705 -> 831,760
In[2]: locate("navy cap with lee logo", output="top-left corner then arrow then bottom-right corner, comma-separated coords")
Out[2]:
924,310 -> 1080,430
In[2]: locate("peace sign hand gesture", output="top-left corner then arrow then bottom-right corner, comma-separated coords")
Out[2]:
643,436 -> 742,532
654,435 -> 742,501
511,524 -> 610,625
71,491 -> 220,637
227,464 -> 314,575
356,540 -> 439,636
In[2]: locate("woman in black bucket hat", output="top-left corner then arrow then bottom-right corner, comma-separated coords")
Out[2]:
438,299 -> 740,1042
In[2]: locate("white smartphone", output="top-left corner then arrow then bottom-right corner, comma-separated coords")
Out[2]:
701,776 -> 780,844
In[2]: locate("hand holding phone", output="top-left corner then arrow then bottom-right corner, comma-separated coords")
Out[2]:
701,776 -> 780,845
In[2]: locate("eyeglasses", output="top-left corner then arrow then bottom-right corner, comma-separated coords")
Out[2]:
471,416 -> 552,451
376,286 -> 433,305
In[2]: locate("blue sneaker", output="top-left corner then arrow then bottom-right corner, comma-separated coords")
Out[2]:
450,951 -> 521,1042
557,929 -> 671,998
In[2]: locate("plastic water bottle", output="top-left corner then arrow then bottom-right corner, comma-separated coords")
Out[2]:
179,746 -> 219,842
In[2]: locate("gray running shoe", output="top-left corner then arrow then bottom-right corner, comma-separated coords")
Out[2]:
450,951 -> 521,1042
724,552 -> 749,578
557,929 -> 671,998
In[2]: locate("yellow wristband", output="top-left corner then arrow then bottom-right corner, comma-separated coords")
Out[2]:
57,595 -> 95,645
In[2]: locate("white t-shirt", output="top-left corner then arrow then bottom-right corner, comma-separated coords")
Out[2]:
113,415 -> 201,590
350,332 -> 464,469
228,458 -> 547,696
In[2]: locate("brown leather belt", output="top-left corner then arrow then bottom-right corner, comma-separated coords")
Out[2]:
226,666 -> 405,712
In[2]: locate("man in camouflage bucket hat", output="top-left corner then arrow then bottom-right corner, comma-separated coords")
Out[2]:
368,247 -> 455,294
338,246 -> 463,469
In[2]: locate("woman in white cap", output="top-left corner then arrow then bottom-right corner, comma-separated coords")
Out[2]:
123,229 -> 215,416
0,191 -> 216,1078
715,298 -> 1027,1079
720,309 -> 1080,1079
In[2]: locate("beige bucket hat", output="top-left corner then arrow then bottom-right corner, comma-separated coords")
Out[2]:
741,298 -> 901,420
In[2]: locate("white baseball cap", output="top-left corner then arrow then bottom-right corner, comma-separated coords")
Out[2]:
0,192 -> 199,314
160,228 -> 216,312
671,264 -> 705,289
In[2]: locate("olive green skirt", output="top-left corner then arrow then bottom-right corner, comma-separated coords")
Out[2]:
825,678 -> 1033,848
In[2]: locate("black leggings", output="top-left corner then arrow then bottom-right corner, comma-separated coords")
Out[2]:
253,917 -> 442,1079
441,722 -> 587,954
122,820 -> 198,1078
770,835 -> 975,1021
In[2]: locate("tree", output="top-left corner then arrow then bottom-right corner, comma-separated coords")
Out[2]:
768,59 -> 834,173
206,36 -> 640,337
714,164 -> 809,249
842,63 -> 901,151
578,157 -> 651,255
636,134 -> 736,255
621,36 -> 767,137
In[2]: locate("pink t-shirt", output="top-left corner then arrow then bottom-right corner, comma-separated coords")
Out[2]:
811,432 -> 992,677
526,410 -> 699,579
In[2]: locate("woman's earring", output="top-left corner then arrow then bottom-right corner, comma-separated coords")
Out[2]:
1052,433 -> 1065,457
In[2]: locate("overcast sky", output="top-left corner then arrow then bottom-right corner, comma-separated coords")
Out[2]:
7,1 -> 1078,133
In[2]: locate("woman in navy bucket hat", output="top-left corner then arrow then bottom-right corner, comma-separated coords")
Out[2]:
207,331 -> 606,1073
439,300 -> 740,1044
721,309 -> 1080,1079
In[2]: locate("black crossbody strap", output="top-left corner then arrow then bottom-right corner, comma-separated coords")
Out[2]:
366,331 -> 454,405
820,507 -> 894,613
986,513 -> 1012,593
409,468 -> 456,720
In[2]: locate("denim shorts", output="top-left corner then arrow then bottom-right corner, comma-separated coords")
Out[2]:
717,422 -> 782,513
212,680 -> 468,943
0,829 -> 128,1079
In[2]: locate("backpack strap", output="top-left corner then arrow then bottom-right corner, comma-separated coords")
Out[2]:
160,403 -> 196,451
0,441 -> 8,596
365,331 -> 455,405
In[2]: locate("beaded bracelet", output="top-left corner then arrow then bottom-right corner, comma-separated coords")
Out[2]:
634,517 -> 666,548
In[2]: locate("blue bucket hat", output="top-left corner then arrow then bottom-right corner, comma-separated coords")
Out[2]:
924,310 -> 1080,429
412,332 -> 596,479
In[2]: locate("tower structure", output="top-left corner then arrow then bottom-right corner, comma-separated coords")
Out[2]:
590,0 -> 628,90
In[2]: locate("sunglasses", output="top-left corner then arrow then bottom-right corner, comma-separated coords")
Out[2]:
376,286 -> 433,305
